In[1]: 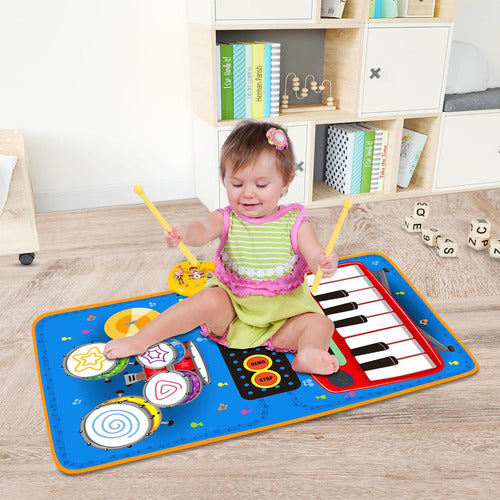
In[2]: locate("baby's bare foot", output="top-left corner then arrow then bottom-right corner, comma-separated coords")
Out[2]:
292,348 -> 340,375
104,336 -> 147,359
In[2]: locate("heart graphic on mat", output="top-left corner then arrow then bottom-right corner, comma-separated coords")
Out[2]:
155,380 -> 183,400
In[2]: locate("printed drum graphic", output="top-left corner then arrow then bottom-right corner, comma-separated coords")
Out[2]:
63,342 -> 129,380
143,371 -> 193,407
137,341 -> 177,369
80,396 -> 161,450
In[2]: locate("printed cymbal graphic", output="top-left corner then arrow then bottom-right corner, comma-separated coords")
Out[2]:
104,308 -> 159,339
167,260 -> 215,296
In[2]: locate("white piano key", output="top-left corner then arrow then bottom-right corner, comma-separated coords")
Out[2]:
365,353 -> 436,381
335,312 -> 402,338
330,265 -> 365,282
311,275 -> 373,296
306,264 -> 365,286
354,339 -> 425,365
318,287 -> 383,311
327,300 -> 392,322
344,326 -> 414,349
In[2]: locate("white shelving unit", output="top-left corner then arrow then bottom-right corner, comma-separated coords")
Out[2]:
188,0 -> 471,212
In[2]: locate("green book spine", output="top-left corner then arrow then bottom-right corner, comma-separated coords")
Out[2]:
219,44 -> 234,120
360,129 -> 375,193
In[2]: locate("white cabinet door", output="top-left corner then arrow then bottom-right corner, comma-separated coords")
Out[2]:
361,26 -> 451,114
434,111 -> 500,191
217,123 -> 309,208
215,0 -> 315,23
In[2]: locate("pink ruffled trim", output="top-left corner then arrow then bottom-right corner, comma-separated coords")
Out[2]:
214,204 -> 309,298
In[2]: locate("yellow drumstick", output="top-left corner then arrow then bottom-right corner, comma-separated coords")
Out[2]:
134,185 -> 199,266
311,198 -> 353,293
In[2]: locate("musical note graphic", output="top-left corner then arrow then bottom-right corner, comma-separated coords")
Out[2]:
72,398 -> 81,405
395,291 -> 405,295
218,403 -> 228,411
82,329 -> 93,334
218,382 -> 228,387
419,319 -> 428,325
344,391 -> 356,398
190,422 -> 203,428
148,302 -> 157,307
241,409 -> 254,415
61,337 -> 71,341
86,315 -> 96,321
449,361 -> 459,365
302,378 -> 314,387
316,395 -> 326,399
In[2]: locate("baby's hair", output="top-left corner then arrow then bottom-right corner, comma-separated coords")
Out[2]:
220,120 -> 296,184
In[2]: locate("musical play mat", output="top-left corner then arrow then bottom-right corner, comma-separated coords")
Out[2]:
32,253 -> 478,474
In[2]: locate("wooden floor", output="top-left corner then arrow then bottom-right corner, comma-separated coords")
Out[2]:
1,189 -> 499,499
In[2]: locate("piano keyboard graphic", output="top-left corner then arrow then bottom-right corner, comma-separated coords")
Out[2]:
307,262 -> 444,393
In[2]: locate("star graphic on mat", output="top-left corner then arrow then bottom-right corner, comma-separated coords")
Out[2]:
72,346 -> 107,372
142,344 -> 172,365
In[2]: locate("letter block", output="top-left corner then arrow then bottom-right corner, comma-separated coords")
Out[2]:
422,227 -> 443,247
489,238 -> 500,259
467,235 -> 489,251
404,216 -> 424,233
469,218 -> 491,238
436,237 -> 458,258
413,201 -> 429,220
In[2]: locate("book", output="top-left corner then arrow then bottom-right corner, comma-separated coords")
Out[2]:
243,44 -> 253,118
381,0 -> 398,18
369,0 -> 375,18
358,123 -> 385,192
250,43 -> 265,118
321,0 -> 347,19
218,43 -> 234,120
267,42 -> 281,117
232,44 -> 246,120
216,44 -> 221,120
378,128 -> 388,191
398,128 -> 428,188
348,124 -> 375,193
374,0 -> 382,18
335,124 -> 364,194
255,41 -> 280,117
325,125 -> 354,194
263,43 -> 271,117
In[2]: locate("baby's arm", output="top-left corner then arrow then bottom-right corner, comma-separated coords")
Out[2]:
297,220 -> 338,278
164,210 -> 224,248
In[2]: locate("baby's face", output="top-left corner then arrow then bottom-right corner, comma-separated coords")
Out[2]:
224,150 -> 292,218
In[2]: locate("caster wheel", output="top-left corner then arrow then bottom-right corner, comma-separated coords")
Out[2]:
19,253 -> 35,265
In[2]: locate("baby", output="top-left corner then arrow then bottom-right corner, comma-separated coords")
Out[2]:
105,120 -> 339,375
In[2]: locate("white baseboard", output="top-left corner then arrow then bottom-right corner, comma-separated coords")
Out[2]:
34,181 -> 195,213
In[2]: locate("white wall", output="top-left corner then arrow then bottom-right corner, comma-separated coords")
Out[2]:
0,0 -> 195,212
453,0 -> 500,88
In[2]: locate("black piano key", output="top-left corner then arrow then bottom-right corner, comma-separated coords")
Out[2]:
323,302 -> 358,316
359,356 -> 398,372
314,289 -> 349,302
350,342 -> 389,357
334,315 -> 368,328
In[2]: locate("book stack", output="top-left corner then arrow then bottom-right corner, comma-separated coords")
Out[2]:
216,42 -> 281,121
325,123 -> 388,194
397,128 -> 427,189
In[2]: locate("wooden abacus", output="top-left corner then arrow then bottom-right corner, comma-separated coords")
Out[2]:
281,72 -> 336,114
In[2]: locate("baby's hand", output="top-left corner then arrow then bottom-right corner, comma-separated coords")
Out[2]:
316,251 -> 338,278
163,224 -> 186,248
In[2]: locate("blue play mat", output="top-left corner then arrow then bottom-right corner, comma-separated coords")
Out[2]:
32,253 -> 478,473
